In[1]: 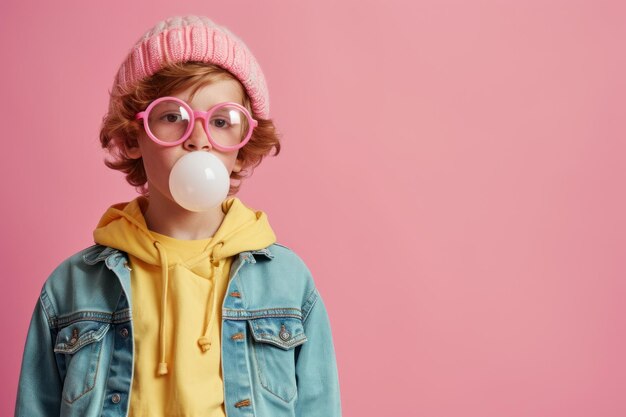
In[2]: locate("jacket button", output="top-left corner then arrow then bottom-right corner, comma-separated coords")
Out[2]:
120,328 -> 129,338
111,393 -> 121,404
279,325 -> 291,341
69,328 -> 79,345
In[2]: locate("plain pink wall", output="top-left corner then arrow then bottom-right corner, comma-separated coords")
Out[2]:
2,1 -> 625,416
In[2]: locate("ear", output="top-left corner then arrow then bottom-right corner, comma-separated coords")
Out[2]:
122,138 -> 142,160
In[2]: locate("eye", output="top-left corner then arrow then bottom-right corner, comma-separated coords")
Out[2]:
160,113 -> 185,123
211,118 -> 231,128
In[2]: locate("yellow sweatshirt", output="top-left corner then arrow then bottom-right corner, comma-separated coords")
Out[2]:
93,195 -> 276,417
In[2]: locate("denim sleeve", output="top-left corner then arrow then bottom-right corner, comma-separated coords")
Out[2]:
14,293 -> 62,417
295,289 -> 342,417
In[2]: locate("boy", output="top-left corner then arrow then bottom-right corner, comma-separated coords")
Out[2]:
15,15 -> 341,417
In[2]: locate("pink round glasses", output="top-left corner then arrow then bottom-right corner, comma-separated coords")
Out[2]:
135,96 -> 258,152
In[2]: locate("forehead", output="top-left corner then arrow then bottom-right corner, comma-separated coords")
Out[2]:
172,77 -> 244,106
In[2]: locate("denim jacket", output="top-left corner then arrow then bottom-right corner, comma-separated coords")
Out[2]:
15,242 -> 342,417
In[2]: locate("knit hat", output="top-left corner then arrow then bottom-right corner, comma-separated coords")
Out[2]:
111,15 -> 269,118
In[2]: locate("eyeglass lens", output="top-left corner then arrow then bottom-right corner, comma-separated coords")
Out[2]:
147,100 -> 251,146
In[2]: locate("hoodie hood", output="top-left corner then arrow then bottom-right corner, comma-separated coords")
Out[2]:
93,195 -> 276,266
93,195 -> 276,375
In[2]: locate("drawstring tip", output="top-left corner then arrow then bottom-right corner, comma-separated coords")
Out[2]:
198,336 -> 212,352
158,362 -> 168,375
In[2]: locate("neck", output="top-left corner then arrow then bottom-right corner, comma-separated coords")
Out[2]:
141,187 -> 226,240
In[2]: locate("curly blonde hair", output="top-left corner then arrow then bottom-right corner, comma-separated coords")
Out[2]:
99,61 -> 281,196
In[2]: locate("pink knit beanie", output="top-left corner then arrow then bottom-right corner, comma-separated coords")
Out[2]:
112,15 -> 269,118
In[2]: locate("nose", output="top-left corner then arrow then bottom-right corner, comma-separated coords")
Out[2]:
183,117 -> 212,151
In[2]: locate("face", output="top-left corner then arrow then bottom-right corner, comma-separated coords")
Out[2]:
125,78 -> 245,203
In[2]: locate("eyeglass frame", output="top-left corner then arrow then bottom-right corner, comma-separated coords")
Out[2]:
135,96 -> 258,152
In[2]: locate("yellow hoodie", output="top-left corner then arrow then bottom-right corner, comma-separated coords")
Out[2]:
93,195 -> 276,416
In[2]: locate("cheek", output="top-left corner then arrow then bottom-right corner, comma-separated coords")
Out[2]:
216,153 -> 239,173
139,145 -> 178,179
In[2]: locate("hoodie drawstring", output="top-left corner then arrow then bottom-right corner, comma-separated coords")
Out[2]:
197,257 -> 223,352
153,240 -> 224,376
154,241 -> 170,376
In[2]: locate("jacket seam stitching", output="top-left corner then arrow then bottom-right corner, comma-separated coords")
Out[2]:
39,288 -> 57,329
224,307 -> 302,314
54,324 -> 110,353
301,288 -> 319,324
234,274 -> 247,309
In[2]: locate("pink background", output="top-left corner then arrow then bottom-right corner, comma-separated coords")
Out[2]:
2,1 -> 625,416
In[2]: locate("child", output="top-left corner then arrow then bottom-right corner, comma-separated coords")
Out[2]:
15,15 -> 341,417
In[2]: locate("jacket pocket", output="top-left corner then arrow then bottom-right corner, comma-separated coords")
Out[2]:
248,316 -> 307,402
54,321 -> 110,404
